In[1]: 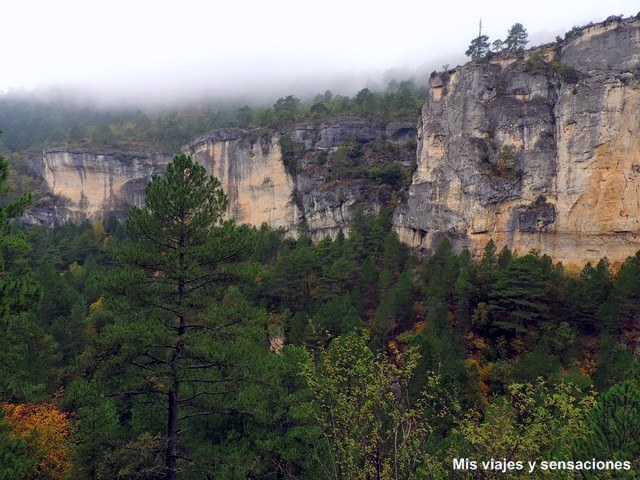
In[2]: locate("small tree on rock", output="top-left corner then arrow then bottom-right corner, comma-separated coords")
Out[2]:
504,23 -> 528,52
466,34 -> 490,60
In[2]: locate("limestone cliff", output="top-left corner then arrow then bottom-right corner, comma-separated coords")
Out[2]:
26,16 -> 640,266
182,119 -> 415,238
26,149 -> 172,225
31,119 -> 416,239
394,16 -> 640,266
182,129 -> 300,231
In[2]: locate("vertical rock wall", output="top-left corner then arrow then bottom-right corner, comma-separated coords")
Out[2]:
394,17 -> 640,266
182,129 -> 300,230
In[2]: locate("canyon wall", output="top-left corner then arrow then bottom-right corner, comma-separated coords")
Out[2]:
27,16 -> 640,266
394,16 -> 640,266
26,149 -> 172,225
182,129 -> 300,230
31,119 -> 415,240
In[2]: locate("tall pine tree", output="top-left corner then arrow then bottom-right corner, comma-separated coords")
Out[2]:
96,154 -> 259,479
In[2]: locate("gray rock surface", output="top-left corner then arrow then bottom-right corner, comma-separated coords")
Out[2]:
394,16 -> 640,266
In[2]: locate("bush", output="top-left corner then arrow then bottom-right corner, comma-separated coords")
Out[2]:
549,61 -> 580,84
280,134 -> 302,173
564,26 -> 582,41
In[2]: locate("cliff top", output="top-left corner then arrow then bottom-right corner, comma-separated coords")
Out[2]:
438,13 -> 640,79
43,147 -> 173,158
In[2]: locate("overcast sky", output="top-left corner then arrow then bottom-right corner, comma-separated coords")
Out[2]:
2,0 -> 638,103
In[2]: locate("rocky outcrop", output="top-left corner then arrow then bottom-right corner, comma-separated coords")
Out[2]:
30,119 -> 416,239
182,129 -> 300,230
394,16 -> 640,266
26,149 -> 172,225
24,16 -> 640,267
182,118 -> 416,238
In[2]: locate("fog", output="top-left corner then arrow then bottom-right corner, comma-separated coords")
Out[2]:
2,0 -> 639,106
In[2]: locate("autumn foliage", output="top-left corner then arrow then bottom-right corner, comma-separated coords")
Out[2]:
2,403 -> 73,480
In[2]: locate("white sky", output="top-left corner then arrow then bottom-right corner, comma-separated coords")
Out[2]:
2,0 -> 638,102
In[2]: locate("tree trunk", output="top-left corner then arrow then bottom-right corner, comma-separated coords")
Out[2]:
166,388 -> 178,480
166,311 -> 185,480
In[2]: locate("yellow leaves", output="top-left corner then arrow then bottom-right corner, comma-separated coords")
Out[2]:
92,220 -> 106,241
412,320 -> 426,333
2,403 -> 73,480
89,296 -> 104,314
68,261 -> 84,280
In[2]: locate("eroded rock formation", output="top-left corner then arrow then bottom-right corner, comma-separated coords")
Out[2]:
26,149 -> 171,225
394,16 -> 640,266
25,16 -> 640,266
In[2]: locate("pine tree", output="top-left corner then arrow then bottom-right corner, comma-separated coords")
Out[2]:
504,23 -> 528,52
576,259 -> 613,333
466,20 -> 490,60
488,253 -> 550,336
577,381 -> 640,462
0,133 -> 54,402
0,134 -> 39,321
98,154 -> 258,480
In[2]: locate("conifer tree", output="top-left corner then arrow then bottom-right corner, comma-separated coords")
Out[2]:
0,132 -> 39,321
466,20 -> 490,60
488,253 -> 549,336
577,381 -> 640,463
98,154 -> 257,480
504,23 -> 528,52
0,132 -> 56,402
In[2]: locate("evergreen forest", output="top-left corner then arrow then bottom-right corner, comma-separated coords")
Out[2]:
1,144 -> 639,479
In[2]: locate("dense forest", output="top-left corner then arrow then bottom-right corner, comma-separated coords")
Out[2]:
1,144 -> 639,479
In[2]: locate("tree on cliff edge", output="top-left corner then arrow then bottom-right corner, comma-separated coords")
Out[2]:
98,154 -> 257,479
504,23 -> 528,52
466,19 -> 490,60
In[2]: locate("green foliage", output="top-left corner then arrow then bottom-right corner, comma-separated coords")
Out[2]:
564,26 -> 582,41
504,23 -> 528,52
301,331 -> 453,479
451,380 -> 596,478
5,165 -> 640,479
488,252 -> 550,338
0,80 -> 427,159
549,61 -> 581,84
273,95 -> 302,124
592,336 -> 635,391
0,145 -> 39,320
577,381 -> 640,466
62,379 -> 120,479
0,133 -> 56,402
524,53 -> 581,84
94,154 -> 261,478
466,33 -> 490,60
280,133 -> 302,173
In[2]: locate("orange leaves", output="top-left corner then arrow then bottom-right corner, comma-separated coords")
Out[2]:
2,403 -> 73,480
579,350 -> 598,377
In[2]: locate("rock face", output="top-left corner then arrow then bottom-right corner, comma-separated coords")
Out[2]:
394,16 -> 640,266
182,129 -> 300,230
27,149 -> 172,225
26,16 -> 640,266
31,119 -> 416,240
285,118 -> 415,238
